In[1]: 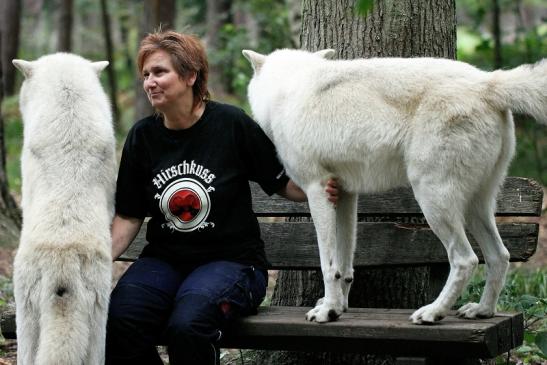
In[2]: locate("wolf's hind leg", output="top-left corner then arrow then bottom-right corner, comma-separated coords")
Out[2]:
335,191 -> 358,311
305,180 -> 344,323
459,114 -> 514,319
458,202 -> 508,319
410,182 -> 478,324
14,264 -> 41,365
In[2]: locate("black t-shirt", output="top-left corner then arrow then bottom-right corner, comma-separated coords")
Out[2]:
116,101 -> 289,270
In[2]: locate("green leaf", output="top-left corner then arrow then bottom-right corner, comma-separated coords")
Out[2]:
355,0 -> 374,16
536,331 -> 547,356
516,345 -> 533,354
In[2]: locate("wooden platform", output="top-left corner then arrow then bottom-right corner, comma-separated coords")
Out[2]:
220,307 -> 523,358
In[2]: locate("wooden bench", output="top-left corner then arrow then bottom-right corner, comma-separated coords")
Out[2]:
1,176 -> 541,362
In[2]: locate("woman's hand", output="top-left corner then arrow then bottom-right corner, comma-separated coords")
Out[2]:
325,178 -> 339,206
278,178 -> 341,206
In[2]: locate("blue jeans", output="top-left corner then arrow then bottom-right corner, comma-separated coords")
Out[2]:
105,258 -> 267,365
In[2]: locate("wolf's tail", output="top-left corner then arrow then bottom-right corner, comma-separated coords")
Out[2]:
486,59 -> 547,124
36,248 -> 111,365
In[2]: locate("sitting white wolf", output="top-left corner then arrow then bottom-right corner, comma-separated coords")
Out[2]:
243,49 -> 546,324
12,53 -> 116,364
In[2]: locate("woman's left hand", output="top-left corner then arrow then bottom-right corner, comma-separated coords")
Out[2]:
325,178 -> 339,206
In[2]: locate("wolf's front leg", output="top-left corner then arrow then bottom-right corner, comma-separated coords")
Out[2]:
336,192 -> 358,311
304,181 -> 344,323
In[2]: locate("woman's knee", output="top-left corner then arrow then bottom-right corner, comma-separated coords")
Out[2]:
167,293 -> 223,341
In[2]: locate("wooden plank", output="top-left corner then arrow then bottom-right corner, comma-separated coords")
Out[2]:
218,307 -> 521,358
120,222 -> 539,268
0,307 -> 522,358
250,177 -> 543,217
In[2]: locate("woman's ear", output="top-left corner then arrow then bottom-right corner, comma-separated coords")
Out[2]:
186,72 -> 198,86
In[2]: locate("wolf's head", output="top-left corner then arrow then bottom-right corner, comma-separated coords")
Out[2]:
242,48 -> 335,139
12,53 -> 109,129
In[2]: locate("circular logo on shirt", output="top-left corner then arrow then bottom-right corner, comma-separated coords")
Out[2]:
159,178 -> 211,232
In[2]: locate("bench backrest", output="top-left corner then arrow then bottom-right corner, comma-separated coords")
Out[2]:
119,177 -> 542,269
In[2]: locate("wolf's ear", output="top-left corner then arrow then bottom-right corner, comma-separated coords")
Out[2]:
314,49 -> 336,59
242,50 -> 266,73
12,59 -> 34,78
91,61 -> 109,74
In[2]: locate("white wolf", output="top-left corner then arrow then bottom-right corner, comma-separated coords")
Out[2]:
243,49 -> 546,324
12,53 -> 116,364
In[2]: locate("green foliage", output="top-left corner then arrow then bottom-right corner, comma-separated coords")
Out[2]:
355,0 -> 374,16
2,96 -> 23,194
457,267 -> 547,363
0,275 -> 14,312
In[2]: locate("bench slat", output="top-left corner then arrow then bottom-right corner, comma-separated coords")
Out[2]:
120,222 -> 538,268
251,177 -> 543,216
0,307 -> 522,358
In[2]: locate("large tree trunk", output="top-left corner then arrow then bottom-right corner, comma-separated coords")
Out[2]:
1,0 -> 21,96
134,0 -> 176,122
257,1 -> 456,364
57,0 -> 73,52
100,0 -> 120,133
0,27 -> 22,248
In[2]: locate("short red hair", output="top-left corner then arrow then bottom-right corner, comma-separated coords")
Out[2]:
137,30 -> 210,110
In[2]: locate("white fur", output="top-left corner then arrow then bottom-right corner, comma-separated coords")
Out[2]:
12,53 -> 116,364
243,49 -> 547,324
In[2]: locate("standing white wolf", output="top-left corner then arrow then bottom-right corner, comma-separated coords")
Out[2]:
12,53 -> 116,364
243,49 -> 546,324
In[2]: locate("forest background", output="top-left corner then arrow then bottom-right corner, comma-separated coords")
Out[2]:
0,0 -> 545,364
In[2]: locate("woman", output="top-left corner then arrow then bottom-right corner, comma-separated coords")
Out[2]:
106,30 -> 338,365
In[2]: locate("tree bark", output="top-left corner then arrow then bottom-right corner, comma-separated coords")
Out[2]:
492,0 -> 502,69
0,26 -> 22,247
100,0 -> 120,133
57,0 -> 73,52
1,0 -> 21,96
134,0 -> 176,122
257,1 -> 456,364
205,0 -> 232,98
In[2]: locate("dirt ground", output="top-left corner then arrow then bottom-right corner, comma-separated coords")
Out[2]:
0,199 -> 545,364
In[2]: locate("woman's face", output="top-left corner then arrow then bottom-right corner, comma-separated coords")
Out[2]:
142,50 -> 196,110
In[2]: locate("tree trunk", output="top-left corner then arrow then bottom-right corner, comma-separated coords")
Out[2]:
1,0 -> 21,96
134,0 -> 176,122
257,1 -> 456,364
100,0 -> 120,133
0,27 -> 22,248
57,0 -> 73,52
492,0 -> 502,69
205,0 -> 232,98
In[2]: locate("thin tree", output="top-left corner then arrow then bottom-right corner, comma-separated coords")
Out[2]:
205,0 -> 232,98
258,1 -> 456,364
57,0 -> 73,52
100,0 -> 120,133
492,0 -> 502,69
0,27 -> 22,245
134,0 -> 176,121
1,0 -> 21,96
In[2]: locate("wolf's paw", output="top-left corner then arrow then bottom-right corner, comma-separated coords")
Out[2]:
305,300 -> 343,323
410,304 -> 446,324
457,303 -> 494,319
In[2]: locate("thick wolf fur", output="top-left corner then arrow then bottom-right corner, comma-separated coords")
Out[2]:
12,53 -> 116,364
243,49 -> 546,324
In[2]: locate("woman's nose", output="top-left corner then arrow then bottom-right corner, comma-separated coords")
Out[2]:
144,76 -> 156,90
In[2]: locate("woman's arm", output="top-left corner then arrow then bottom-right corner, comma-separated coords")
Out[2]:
111,214 -> 144,261
277,178 -> 340,205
